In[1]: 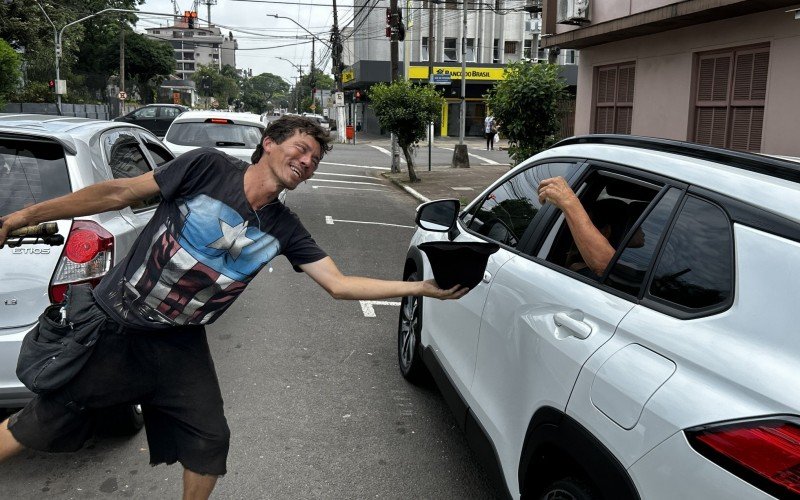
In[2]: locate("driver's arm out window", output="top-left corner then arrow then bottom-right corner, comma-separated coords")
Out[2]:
462,162 -> 579,249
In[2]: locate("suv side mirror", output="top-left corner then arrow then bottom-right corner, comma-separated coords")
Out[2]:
416,199 -> 459,232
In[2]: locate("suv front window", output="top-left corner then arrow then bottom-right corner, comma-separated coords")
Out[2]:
463,162 -> 579,249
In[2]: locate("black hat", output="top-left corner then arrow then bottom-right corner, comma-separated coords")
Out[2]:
418,241 -> 500,290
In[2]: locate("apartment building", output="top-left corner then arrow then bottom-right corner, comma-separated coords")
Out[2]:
345,0 -> 577,136
144,17 -> 238,81
539,0 -> 800,155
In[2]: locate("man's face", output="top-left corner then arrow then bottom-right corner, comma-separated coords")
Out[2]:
263,131 -> 322,190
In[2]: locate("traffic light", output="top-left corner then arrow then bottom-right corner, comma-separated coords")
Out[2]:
354,89 -> 362,103
48,80 -> 55,90
385,8 -> 392,38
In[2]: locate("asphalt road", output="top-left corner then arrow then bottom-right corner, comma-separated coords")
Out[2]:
0,143 -> 503,499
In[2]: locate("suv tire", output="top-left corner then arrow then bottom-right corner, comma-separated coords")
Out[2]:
540,477 -> 596,500
397,270 -> 428,383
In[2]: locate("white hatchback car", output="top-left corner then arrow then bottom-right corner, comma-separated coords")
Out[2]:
399,135 -> 800,499
0,114 -> 175,433
162,110 -> 265,163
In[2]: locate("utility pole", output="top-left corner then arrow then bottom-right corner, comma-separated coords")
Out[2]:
310,37 -> 315,113
389,0 -> 400,172
119,23 -> 125,112
451,0 -> 470,168
331,0 -> 346,143
428,0 -> 436,170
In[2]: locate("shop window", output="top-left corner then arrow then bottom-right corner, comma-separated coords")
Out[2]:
504,41 -> 518,55
421,37 -> 429,62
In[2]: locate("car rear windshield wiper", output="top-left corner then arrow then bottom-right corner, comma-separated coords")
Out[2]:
215,141 -> 247,147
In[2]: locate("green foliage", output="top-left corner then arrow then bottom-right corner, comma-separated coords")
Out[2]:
0,0 -> 143,101
192,64 -> 239,108
485,62 -> 567,163
369,80 -> 443,149
241,72 -> 289,113
113,32 -> 174,103
0,39 -> 21,106
369,80 -> 444,182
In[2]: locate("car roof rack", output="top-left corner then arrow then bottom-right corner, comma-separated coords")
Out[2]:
553,134 -> 800,184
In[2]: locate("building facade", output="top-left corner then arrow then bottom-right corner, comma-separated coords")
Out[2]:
144,18 -> 238,81
540,0 -> 800,155
344,0 -> 577,137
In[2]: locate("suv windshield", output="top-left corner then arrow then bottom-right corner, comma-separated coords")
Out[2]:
0,137 -> 71,214
166,122 -> 262,148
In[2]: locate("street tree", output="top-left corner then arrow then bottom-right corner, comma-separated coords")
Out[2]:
0,39 -> 21,108
485,61 -> 567,163
241,73 -> 289,113
102,30 -> 174,103
192,64 -> 239,108
369,80 -> 444,182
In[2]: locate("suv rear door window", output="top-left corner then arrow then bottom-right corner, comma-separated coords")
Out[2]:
648,196 -> 733,310
462,162 -> 579,249
0,138 -> 70,214
606,187 -> 682,295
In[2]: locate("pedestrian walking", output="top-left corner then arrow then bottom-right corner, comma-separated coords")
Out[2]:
0,115 -> 467,499
484,114 -> 497,150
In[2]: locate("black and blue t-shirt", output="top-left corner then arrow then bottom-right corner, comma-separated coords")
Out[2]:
94,148 -> 327,330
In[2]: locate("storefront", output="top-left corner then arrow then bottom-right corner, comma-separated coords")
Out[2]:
408,64 -> 505,137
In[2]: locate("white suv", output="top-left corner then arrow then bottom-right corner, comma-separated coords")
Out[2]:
398,135 -> 800,499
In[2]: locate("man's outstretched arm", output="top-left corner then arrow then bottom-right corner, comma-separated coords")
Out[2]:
0,172 -> 161,247
300,257 -> 468,301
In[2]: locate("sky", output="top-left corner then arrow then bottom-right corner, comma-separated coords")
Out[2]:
136,0 -> 356,85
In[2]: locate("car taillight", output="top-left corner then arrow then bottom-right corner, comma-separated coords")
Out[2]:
49,220 -> 114,303
687,418 -> 800,498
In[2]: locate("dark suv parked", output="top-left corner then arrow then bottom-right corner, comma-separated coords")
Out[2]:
113,104 -> 188,137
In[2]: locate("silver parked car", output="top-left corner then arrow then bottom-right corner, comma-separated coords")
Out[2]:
400,135 -> 800,499
0,114 -> 175,434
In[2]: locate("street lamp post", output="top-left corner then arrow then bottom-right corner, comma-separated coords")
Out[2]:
277,57 -> 305,113
32,2 -> 174,115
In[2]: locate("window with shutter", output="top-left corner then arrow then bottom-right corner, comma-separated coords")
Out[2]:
693,45 -> 769,152
593,63 -> 635,134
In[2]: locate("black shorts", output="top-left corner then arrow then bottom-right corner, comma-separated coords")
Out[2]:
7,316 -> 230,476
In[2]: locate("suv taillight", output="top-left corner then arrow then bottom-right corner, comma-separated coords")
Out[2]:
686,418 -> 800,498
49,220 -> 114,303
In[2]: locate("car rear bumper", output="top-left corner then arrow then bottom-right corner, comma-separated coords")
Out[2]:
0,324 -> 34,408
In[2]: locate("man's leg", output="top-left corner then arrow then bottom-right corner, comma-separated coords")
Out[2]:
0,417 -> 25,462
182,469 -> 217,500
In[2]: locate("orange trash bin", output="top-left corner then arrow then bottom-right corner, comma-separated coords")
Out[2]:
345,125 -> 355,140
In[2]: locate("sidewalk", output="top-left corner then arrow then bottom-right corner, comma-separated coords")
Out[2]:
382,163 -> 511,205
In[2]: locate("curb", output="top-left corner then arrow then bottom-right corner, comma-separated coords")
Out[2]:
384,174 -> 430,204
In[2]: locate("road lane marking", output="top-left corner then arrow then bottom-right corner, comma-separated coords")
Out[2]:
368,145 -> 407,163
315,172 -> 379,180
360,300 -> 401,317
312,185 -> 387,192
320,161 -> 390,170
325,217 -> 415,229
437,146 -> 500,165
310,178 -> 384,186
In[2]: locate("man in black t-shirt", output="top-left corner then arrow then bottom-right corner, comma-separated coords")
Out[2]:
0,116 -> 466,499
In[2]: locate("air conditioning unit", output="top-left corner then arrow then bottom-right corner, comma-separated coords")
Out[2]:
557,0 -> 590,25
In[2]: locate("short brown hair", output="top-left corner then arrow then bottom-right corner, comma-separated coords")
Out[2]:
251,115 -> 333,163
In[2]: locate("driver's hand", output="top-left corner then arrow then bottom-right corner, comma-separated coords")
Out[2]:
538,176 -> 579,211
421,279 -> 469,300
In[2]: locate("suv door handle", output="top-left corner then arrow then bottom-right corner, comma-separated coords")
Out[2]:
553,312 -> 592,339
